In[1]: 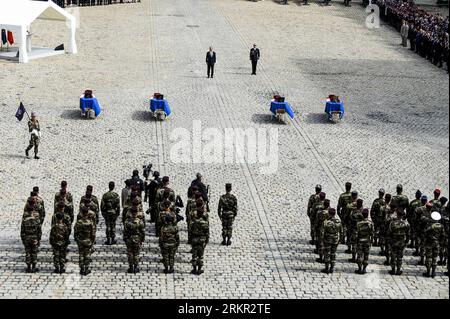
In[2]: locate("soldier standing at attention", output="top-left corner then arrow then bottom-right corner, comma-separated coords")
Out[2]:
312,192 -> 326,254
378,193 -> 392,257
430,188 -> 442,211
391,184 -> 409,217
54,187 -> 74,222
23,194 -> 44,225
337,182 -> 352,244
320,208 -> 342,274
190,208 -> 210,275
101,182 -> 121,245
124,207 -> 145,274
186,186 -> 198,244
49,212 -> 70,274
423,212 -> 445,278
307,185 -> 322,245
418,201 -> 434,265
407,190 -> 422,249
74,211 -> 96,276
413,195 -> 428,257
52,202 -> 73,237
370,188 -> 385,246
159,214 -> 180,274
21,206 -> 42,273
218,183 -> 238,246
25,112 -> 41,159
348,198 -> 365,263
31,186 -> 46,224
344,191 -> 358,254
315,198 -> 330,263
80,185 -> 99,220
55,181 -> 73,206
355,209 -> 374,275
387,208 -> 410,276
249,44 -> 260,75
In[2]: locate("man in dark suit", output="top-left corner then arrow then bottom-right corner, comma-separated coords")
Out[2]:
206,47 -> 216,78
250,44 -> 260,75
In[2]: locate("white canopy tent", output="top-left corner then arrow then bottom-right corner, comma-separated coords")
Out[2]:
0,0 -> 77,63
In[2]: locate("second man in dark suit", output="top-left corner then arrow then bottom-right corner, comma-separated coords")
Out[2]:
206,47 -> 216,78
250,44 -> 260,75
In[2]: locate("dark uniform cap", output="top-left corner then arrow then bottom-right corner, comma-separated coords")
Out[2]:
225,183 -> 232,189
162,176 -> 169,183
86,185 -> 93,191
416,189 -> 422,196
345,182 -> 352,188
319,192 -> 326,199
362,208 -> 369,217
420,195 -> 428,201
315,184 -> 322,190
351,191 -> 358,197
324,199 -> 330,205
396,184 -> 403,190
133,170 -> 139,176
328,208 -> 336,215
153,171 -> 160,177
32,186 -> 39,192
57,201 -> 66,208
61,181 -> 68,188
109,181 -> 115,188
379,188 -> 385,194
357,198 -> 363,205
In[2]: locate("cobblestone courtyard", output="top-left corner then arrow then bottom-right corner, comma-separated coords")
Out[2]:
0,0 -> 448,298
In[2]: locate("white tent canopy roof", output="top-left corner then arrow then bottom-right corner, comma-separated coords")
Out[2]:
0,0 -> 75,29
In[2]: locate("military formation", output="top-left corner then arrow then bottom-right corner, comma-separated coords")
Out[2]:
308,182 -> 449,277
20,171 -> 238,276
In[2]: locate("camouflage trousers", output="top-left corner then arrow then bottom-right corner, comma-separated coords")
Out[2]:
161,243 -> 178,268
52,244 -> 68,268
308,216 -> 316,241
373,221 -> 380,242
104,216 -> 118,239
425,244 -> 440,268
221,217 -> 235,238
126,242 -> 142,266
356,242 -> 371,267
315,226 -> 324,254
390,244 -> 406,268
419,234 -> 426,258
191,237 -> 207,267
346,226 -> 354,249
77,243 -> 93,267
322,243 -> 338,266
23,240 -> 39,265
26,135 -> 39,155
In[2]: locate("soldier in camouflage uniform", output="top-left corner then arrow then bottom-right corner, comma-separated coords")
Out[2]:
348,198 -> 364,262
344,191 -> 358,255
54,181 -> 73,209
307,185 -> 322,245
218,183 -> 238,246
124,206 -> 145,273
337,182 -> 352,244
79,185 -> 99,219
387,208 -> 410,275
52,201 -> 73,237
355,209 -> 374,274
383,199 -> 398,266
407,190 -> 422,249
23,195 -> 44,225
74,210 -> 96,275
77,198 -> 98,231
418,201 -> 434,265
190,208 -> 210,275
429,188 -> 442,211
312,192 -> 326,252
320,208 -> 342,274
53,188 -> 74,223
315,198 -> 330,263
378,193 -> 392,258
370,188 -> 385,246
412,195 -> 428,257
391,184 -> 409,218
25,112 -> 40,159
101,182 -> 121,245
423,212 -> 445,278
186,186 -> 198,244
21,206 -> 42,273
24,189 -> 45,225
159,213 -> 180,274
49,212 -> 70,274
438,200 -> 448,267
155,178 -> 175,236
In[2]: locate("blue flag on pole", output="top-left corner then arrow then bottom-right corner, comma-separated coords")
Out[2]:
1,29 -> 7,45
15,102 -> 27,121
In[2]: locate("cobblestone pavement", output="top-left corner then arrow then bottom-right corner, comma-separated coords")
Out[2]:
0,0 -> 448,299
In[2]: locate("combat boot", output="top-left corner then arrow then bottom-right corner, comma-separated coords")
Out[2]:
321,263 -> 329,274
59,264 -> 65,274
34,154 -> 40,160
444,271 -> 449,276
389,266 -> 396,275
383,256 -> 390,266
169,266 -> 174,274
362,265 -> 367,274
221,236 -> 227,245
355,264 -> 362,274
396,267 -> 403,276
423,267 -> 431,277
53,266 -> 60,274
345,246 -> 352,254
315,257 -> 324,263
84,266 -> 91,276
197,266 -> 204,275
191,266 -> 197,275
26,264 -> 32,273
309,239 -> 315,245
25,149 -> 30,158
110,237 -> 117,245
31,263 -> 39,273
104,238 -> 111,245
128,265 -> 134,273
413,250 -> 420,256
418,256 -> 425,266
329,263 -> 334,273
431,266 -> 436,278
134,265 -> 140,273
80,266 -> 85,275
226,237 -> 232,246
